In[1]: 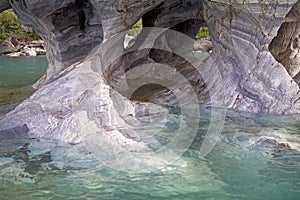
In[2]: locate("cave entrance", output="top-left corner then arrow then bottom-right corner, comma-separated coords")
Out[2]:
104,2 -> 211,106
130,84 -> 172,102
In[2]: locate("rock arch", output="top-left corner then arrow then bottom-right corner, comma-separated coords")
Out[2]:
0,0 -> 299,142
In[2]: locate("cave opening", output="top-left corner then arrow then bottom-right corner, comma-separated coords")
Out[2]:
104,3 -> 211,106
130,83 -> 173,103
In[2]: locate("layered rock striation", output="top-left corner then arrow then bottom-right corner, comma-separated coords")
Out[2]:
0,0 -> 299,147
203,0 -> 300,113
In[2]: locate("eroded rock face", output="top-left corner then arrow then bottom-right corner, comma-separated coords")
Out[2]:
270,1 -> 300,79
9,0 -> 103,88
203,0 -> 299,113
0,0 -> 299,150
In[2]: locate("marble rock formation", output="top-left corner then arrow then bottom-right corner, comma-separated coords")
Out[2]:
0,1 -> 299,155
0,0 -> 11,13
270,1 -> 300,78
202,0 -> 300,113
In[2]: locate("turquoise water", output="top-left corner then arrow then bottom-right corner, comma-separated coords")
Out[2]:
0,56 -> 48,88
0,56 -> 47,115
0,112 -> 299,199
0,56 -> 300,199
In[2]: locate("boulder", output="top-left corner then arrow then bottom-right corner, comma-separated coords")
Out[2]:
24,50 -> 37,56
35,48 -> 46,56
0,37 -> 46,56
27,39 -> 45,49
22,40 -> 46,56
193,37 -> 212,53
0,37 -> 19,54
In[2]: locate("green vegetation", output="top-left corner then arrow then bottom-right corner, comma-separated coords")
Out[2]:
195,27 -> 210,40
0,10 -> 209,43
128,19 -> 210,40
0,9 -> 40,43
128,19 -> 143,37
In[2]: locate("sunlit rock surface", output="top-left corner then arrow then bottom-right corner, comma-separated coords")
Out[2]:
0,0 -> 299,153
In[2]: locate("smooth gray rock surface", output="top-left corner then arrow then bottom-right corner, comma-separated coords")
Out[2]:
0,1 -> 299,154
0,0 -> 11,13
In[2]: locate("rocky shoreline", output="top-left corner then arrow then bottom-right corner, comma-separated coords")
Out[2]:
0,35 -> 212,57
0,37 -> 46,57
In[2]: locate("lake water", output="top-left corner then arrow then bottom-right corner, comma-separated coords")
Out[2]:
0,56 -> 48,115
0,56 -> 300,199
0,56 -> 48,88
